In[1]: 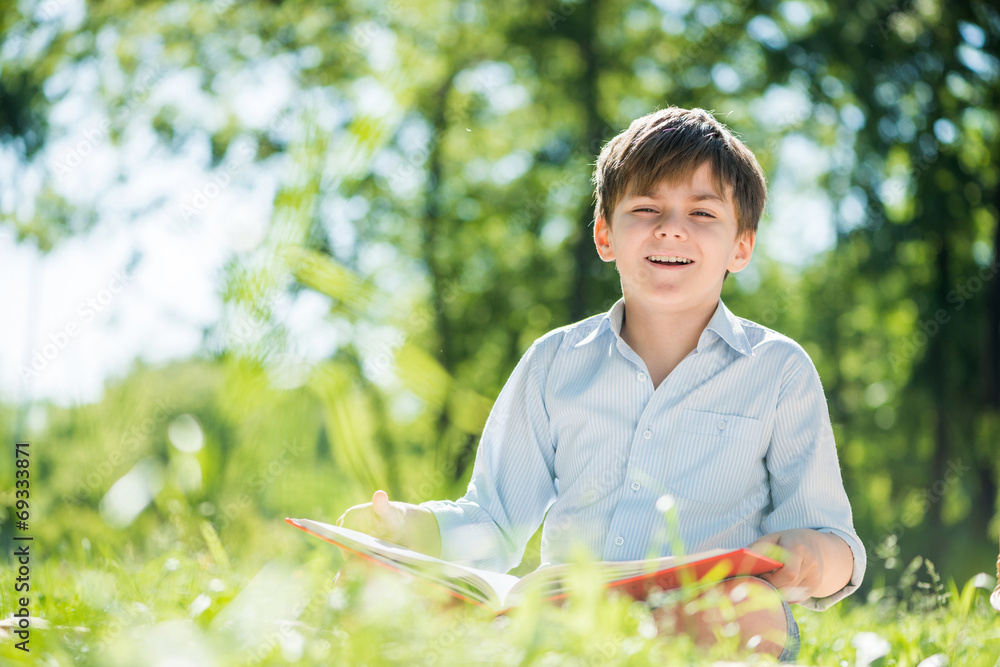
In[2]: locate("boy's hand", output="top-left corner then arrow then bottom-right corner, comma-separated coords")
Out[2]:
338,490 -> 406,542
747,528 -> 854,603
335,489 -> 442,559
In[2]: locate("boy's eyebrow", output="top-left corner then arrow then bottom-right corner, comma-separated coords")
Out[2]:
689,191 -> 727,203
624,190 -> 727,203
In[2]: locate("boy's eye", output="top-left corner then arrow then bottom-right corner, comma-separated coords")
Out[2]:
632,208 -> 716,217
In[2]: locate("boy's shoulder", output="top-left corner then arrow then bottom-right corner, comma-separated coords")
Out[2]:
528,308 -> 612,355
733,312 -> 805,351
511,308 -> 608,373
724,310 -> 823,383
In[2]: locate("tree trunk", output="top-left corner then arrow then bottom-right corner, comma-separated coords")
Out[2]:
925,240 -> 951,567
568,0 -> 606,323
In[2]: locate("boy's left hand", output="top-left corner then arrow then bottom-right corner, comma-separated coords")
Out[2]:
747,528 -> 853,603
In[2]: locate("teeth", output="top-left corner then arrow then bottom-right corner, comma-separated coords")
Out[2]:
647,255 -> 693,264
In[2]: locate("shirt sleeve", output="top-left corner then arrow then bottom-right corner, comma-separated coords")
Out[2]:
762,352 -> 867,611
420,340 -> 558,573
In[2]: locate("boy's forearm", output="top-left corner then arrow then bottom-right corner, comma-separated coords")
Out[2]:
812,530 -> 855,599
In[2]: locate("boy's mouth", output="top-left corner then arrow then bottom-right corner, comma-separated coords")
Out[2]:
646,255 -> 695,268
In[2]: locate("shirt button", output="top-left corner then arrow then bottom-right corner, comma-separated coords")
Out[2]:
643,429 -> 652,440
717,419 -> 726,430
630,481 -> 640,491
637,372 -> 646,382
614,536 -> 624,546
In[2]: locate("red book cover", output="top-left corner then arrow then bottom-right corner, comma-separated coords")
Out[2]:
603,548 -> 783,601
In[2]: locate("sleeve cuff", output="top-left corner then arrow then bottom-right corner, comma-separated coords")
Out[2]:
797,527 -> 867,611
419,499 -> 511,571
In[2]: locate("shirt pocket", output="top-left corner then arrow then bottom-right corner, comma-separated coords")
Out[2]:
668,409 -> 764,506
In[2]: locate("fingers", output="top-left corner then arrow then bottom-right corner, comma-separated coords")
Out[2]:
336,490 -> 405,542
748,533 -> 806,601
756,571 -> 802,603
747,539 -> 787,592
749,530 -> 837,603
748,535 -> 788,563
371,489 -> 407,542
747,533 -> 778,549
372,489 -> 391,517
764,557 -> 799,590
339,491 -> 392,533
760,552 -> 812,603
334,491 -> 408,553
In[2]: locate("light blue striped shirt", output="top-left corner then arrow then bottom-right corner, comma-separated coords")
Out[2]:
422,297 -> 866,610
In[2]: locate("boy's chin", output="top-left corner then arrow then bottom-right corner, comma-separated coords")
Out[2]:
623,280 -> 720,304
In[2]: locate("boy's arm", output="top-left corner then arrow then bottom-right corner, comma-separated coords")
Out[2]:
755,352 -> 867,610
419,340 -> 558,573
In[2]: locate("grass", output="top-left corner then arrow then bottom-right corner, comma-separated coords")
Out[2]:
2,522 -> 999,666
1,363 -> 998,665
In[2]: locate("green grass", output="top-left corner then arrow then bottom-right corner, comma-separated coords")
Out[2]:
1,364 -> 998,665
3,524 -> 999,666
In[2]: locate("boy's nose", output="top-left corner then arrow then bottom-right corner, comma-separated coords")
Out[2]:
654,214 -> 687,238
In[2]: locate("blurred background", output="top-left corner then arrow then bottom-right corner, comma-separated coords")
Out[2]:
1,0 -> 998,605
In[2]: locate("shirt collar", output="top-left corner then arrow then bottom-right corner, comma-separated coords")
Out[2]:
576,297 -> 754,357
702,299 -> 755,357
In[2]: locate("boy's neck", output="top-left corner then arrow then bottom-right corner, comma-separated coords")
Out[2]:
619,297 -> 719,383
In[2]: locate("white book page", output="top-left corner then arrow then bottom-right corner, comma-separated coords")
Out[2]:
290,519 -> 521,608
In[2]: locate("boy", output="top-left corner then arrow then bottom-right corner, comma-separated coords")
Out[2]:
337,107 -> 865,661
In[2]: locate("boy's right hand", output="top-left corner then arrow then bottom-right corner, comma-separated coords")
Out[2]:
335,489 -> 442,560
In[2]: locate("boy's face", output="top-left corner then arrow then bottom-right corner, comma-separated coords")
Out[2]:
594,162 -> 754,312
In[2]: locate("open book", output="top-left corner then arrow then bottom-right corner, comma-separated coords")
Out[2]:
286,517 -> 783,613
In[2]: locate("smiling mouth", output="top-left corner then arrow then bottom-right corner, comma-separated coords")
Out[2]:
646,255 -> 695,267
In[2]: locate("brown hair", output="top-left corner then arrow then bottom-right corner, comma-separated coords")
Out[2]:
591,107 -> 767,240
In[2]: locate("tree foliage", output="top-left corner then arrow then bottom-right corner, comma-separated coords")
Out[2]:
2,0 -> 998,593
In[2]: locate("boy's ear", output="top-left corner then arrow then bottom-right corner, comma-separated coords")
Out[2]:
594,214 -> 615,262
727,230 -> 756,274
